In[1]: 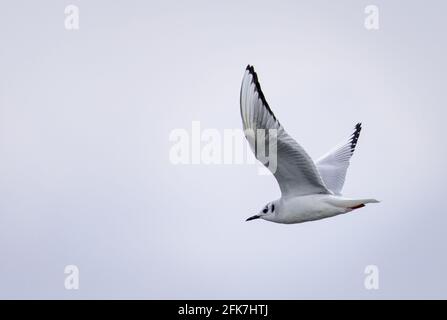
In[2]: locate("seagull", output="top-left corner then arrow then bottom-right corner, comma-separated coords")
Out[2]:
241,65 -> 379,224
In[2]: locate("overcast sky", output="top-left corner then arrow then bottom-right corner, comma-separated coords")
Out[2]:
1,0 -> 446,299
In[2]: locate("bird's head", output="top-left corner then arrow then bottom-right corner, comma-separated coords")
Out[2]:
246,201 -> 277,222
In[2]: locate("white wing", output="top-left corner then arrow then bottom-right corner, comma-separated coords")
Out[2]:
240,65 -> 331,197
316,123 -> 362,195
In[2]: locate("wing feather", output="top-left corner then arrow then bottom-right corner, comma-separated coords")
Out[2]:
316,123 -> 362,195
240,65 -> 330,197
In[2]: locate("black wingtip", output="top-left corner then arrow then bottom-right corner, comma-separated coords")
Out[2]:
244,65 -> 277,122
350,122 -> 362,153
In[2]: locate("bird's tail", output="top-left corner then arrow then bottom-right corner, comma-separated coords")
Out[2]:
328,197 -> 380,210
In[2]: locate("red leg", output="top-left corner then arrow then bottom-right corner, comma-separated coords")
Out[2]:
349,204 -> 365,210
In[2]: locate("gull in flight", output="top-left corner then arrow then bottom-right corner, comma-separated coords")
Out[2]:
241,65 -> 379,224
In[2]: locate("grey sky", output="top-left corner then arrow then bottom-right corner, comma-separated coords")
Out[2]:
0,0 -> 446,298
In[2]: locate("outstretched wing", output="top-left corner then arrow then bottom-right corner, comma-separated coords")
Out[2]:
240,65 -> 331,197
316,123 -> 362,195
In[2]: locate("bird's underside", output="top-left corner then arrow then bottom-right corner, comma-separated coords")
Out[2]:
240,65 -> 379,224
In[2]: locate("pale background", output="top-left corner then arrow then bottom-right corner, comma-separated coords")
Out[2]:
0,0 -> 446,298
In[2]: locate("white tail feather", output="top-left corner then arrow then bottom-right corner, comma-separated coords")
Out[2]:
328,197 -> 380,209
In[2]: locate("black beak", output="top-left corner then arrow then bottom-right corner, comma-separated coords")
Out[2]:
245,214 -> 261,222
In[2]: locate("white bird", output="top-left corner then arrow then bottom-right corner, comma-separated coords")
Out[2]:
241,65 -> 379,224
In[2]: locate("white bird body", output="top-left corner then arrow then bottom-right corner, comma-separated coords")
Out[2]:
240,65 -> 379,224
263,196 -> 379,224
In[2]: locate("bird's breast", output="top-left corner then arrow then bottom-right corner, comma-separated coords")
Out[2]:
275,195 -> 342,224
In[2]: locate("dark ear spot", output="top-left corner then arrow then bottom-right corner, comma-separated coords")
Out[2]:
271,204 -> 275,212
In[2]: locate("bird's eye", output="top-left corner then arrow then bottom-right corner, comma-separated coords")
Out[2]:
262,207 -> 268,213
